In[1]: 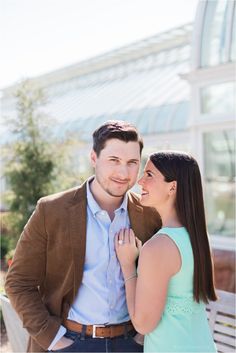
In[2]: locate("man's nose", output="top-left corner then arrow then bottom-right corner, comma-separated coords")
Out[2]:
117,165 -> 129,178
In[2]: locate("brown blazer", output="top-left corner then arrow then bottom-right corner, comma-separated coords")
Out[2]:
5,180 -> 161,352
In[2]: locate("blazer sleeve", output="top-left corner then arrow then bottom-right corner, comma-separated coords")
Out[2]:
5,199 -> 61,350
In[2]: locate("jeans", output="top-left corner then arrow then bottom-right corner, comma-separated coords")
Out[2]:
51,329 -> 143,352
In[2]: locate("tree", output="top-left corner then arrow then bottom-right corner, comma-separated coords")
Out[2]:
4,80 -> 55,238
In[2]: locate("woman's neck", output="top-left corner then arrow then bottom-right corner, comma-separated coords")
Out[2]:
158,207 -> 182,228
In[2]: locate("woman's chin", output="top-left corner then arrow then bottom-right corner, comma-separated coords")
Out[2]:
140,196 -> 150,206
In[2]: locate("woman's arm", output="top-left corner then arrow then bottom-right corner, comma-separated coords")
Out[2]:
116,230 -> 181,334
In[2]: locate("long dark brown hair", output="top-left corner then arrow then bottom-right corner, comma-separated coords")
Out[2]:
150,151 -> 217,303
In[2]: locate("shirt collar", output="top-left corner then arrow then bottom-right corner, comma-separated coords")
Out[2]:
115,192 -> 128,214
86,178 -> 102,216
86,177 -> 128,216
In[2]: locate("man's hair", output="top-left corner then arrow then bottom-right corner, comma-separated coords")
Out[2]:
92,120 -> 143,156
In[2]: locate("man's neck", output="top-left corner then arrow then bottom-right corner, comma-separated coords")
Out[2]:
89,179 -> 125,218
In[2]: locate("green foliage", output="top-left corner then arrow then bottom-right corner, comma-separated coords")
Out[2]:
5,248 -> 15,264
6,142 -> 54,230
0,212 -> 15,255
4,80 -> 56,238
1,235 -> 11,258
51,135 -> 91,191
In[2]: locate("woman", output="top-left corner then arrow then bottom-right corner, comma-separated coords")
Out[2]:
115,151 -> 217,352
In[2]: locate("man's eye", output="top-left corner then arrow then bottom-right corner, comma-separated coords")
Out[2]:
128,161 -> 137,165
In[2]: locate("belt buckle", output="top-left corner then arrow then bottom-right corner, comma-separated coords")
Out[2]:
92,324 -> 106,338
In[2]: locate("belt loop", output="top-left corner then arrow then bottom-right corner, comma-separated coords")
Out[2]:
124,323 -> 128,339
80,324 -> 86,340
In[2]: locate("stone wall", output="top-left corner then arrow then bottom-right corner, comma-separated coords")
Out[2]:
213,248 -> 235,293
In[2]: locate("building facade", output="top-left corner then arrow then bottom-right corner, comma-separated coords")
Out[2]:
1,0 -> 235,288
185,0 -> 236,291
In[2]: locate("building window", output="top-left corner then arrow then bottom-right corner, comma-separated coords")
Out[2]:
201,0 -> 231,67
204,130 -> 235,237
230,0 -> 236,61
201,81 -> 236,115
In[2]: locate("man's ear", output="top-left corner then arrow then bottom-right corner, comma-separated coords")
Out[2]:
90,150 -> 97,167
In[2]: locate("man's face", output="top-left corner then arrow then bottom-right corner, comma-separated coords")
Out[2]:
91,138 -> 141,198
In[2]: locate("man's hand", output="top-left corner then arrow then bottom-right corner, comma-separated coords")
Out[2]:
51,336 -> 74,351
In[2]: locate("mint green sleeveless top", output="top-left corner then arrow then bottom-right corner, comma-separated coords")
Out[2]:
144,227 -> 216,352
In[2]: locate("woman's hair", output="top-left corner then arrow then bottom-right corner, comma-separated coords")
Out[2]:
150,151 -> 217,303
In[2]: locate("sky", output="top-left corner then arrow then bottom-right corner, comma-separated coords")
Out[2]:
0,0 -> 199,90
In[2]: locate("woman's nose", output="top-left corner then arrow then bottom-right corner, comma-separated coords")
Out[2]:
138,176 -> 144,185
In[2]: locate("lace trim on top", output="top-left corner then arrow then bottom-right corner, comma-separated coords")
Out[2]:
164,296 -> 204,314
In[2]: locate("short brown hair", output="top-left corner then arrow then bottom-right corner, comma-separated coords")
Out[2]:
92,120 -> 143,156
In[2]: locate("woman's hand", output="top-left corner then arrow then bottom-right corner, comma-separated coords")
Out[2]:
115,228 -> 142,270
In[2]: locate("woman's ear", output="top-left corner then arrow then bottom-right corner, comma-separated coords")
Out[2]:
169,181 -> 177,195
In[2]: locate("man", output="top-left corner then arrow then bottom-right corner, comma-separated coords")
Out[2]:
5,120 -> 161,352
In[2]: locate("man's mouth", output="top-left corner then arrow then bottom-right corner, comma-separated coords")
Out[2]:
111,178 -> 128,185
141,190 -> 149,196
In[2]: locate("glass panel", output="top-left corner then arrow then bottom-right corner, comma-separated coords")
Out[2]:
138,107 -> 156,134
201,0 -> 229,66
169,101 -> 189,131
204,130 -> 235,237
201,81 -> 236,114
155,105 -> 175,132
230,1 -> 236,61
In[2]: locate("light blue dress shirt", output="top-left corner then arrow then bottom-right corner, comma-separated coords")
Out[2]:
68,179 -> 130,324
49,179 -> 130,349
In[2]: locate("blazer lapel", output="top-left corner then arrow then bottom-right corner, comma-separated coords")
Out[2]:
128,195 -> 145,239
67,183 -> 87,298
128,192 -> 160,243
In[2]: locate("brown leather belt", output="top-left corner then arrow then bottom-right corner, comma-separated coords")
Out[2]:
64,319 -> 134,338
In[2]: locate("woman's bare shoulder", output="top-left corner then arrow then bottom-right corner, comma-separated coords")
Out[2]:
140,233 -> 181,274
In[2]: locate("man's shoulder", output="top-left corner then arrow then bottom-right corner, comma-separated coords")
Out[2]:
128,191 -> 162,240
39,182 -> 86,206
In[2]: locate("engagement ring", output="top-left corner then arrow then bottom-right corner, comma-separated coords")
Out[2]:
118,240 -> 124,245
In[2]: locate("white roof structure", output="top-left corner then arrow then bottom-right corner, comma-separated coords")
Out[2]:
1,24 -> 192,142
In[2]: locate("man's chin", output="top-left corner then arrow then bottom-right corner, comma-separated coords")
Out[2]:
108,191 -> 127,198
106,187 -> 129,198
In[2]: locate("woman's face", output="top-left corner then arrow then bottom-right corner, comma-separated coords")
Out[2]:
138,159 -> 175,210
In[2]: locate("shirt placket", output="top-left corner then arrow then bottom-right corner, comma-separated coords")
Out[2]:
107,223 -> 116,320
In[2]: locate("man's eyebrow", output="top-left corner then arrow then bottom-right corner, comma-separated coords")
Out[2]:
108,156 -> 139,162
108,155 -> 120,159
128,158 -> 140,162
